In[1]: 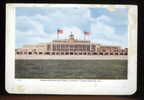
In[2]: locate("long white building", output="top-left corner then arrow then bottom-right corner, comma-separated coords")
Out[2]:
15,34 -> 128,56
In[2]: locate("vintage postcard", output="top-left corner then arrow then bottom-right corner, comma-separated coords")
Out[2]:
6,4 -> 137,95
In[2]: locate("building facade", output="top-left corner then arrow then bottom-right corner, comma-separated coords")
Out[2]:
15,34 -> 128,56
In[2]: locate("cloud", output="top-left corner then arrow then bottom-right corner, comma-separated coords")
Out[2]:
16,7 -> 128,48
96,15 -> 112,24
91,20 -> 128,48
58,27 -> 84,40
16,15 -> 85,47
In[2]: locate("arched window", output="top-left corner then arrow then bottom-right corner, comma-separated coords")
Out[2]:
34,52 -> 37,54
110,53 -> 113,55
16,52 -> 20,55
39,52 -> 42,55
52,52 -> 55,55
83,52 -> 87,55
45,52 -> 50,55
61,52 -> 64,55
70,52 -> 73,55
100,53 -> 103,55
29,52 -> 32,55
66,52 -> 69,55
93,53 -> 97,55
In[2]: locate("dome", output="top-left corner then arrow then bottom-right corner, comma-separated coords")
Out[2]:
69,34 -> 75,40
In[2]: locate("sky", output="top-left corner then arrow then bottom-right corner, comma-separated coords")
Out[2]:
16,7 -> 128,48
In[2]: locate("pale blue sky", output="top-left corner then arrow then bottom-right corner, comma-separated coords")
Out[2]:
16,7 -> 128,48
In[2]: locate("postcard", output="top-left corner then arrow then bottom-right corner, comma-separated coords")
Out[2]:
5,4 -> 137,95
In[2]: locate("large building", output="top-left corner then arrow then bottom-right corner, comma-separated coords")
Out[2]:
15,34 -> 128,56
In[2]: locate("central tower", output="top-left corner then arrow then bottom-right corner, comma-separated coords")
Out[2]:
69,34 -> 75,40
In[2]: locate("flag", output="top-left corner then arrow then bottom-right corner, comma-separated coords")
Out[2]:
84,32 -> 90,35
57,29 -> 64,34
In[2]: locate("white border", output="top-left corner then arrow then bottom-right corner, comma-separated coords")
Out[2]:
6,4 -> 137,95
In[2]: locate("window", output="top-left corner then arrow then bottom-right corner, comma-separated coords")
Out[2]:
79,53 -> 82,55
83,52 -> 86,55
29,52 -> 32,55
105,53 -> 108,55
52,52 -> 55,55
34,52 -> 37,54
93,53 -> 97,55
39,52 -> 42,54
66,52 -> 69,55
100,53 -> 103,55
70,52 -> 73,55
61,52 -> 64,55
16,52 -> 20,55
56,52 -> 59,55
45,52 -> 50,55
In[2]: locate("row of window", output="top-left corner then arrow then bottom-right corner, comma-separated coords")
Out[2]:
16,52 -> 127,55
52,45 -> 91,50
52,49 -> 91,51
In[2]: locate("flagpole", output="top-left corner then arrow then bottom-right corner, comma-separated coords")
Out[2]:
57,29 -> 59,40
57,33 -> 59,40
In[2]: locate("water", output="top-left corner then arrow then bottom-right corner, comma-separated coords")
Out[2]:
15,60 -> 127,79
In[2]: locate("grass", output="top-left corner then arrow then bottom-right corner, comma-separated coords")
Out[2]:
15,60 -> 127,79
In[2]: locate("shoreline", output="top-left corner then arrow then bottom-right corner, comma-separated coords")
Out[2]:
15,55 -> 128,60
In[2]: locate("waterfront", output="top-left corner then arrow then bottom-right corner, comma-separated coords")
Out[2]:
15,60 -> 127,79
